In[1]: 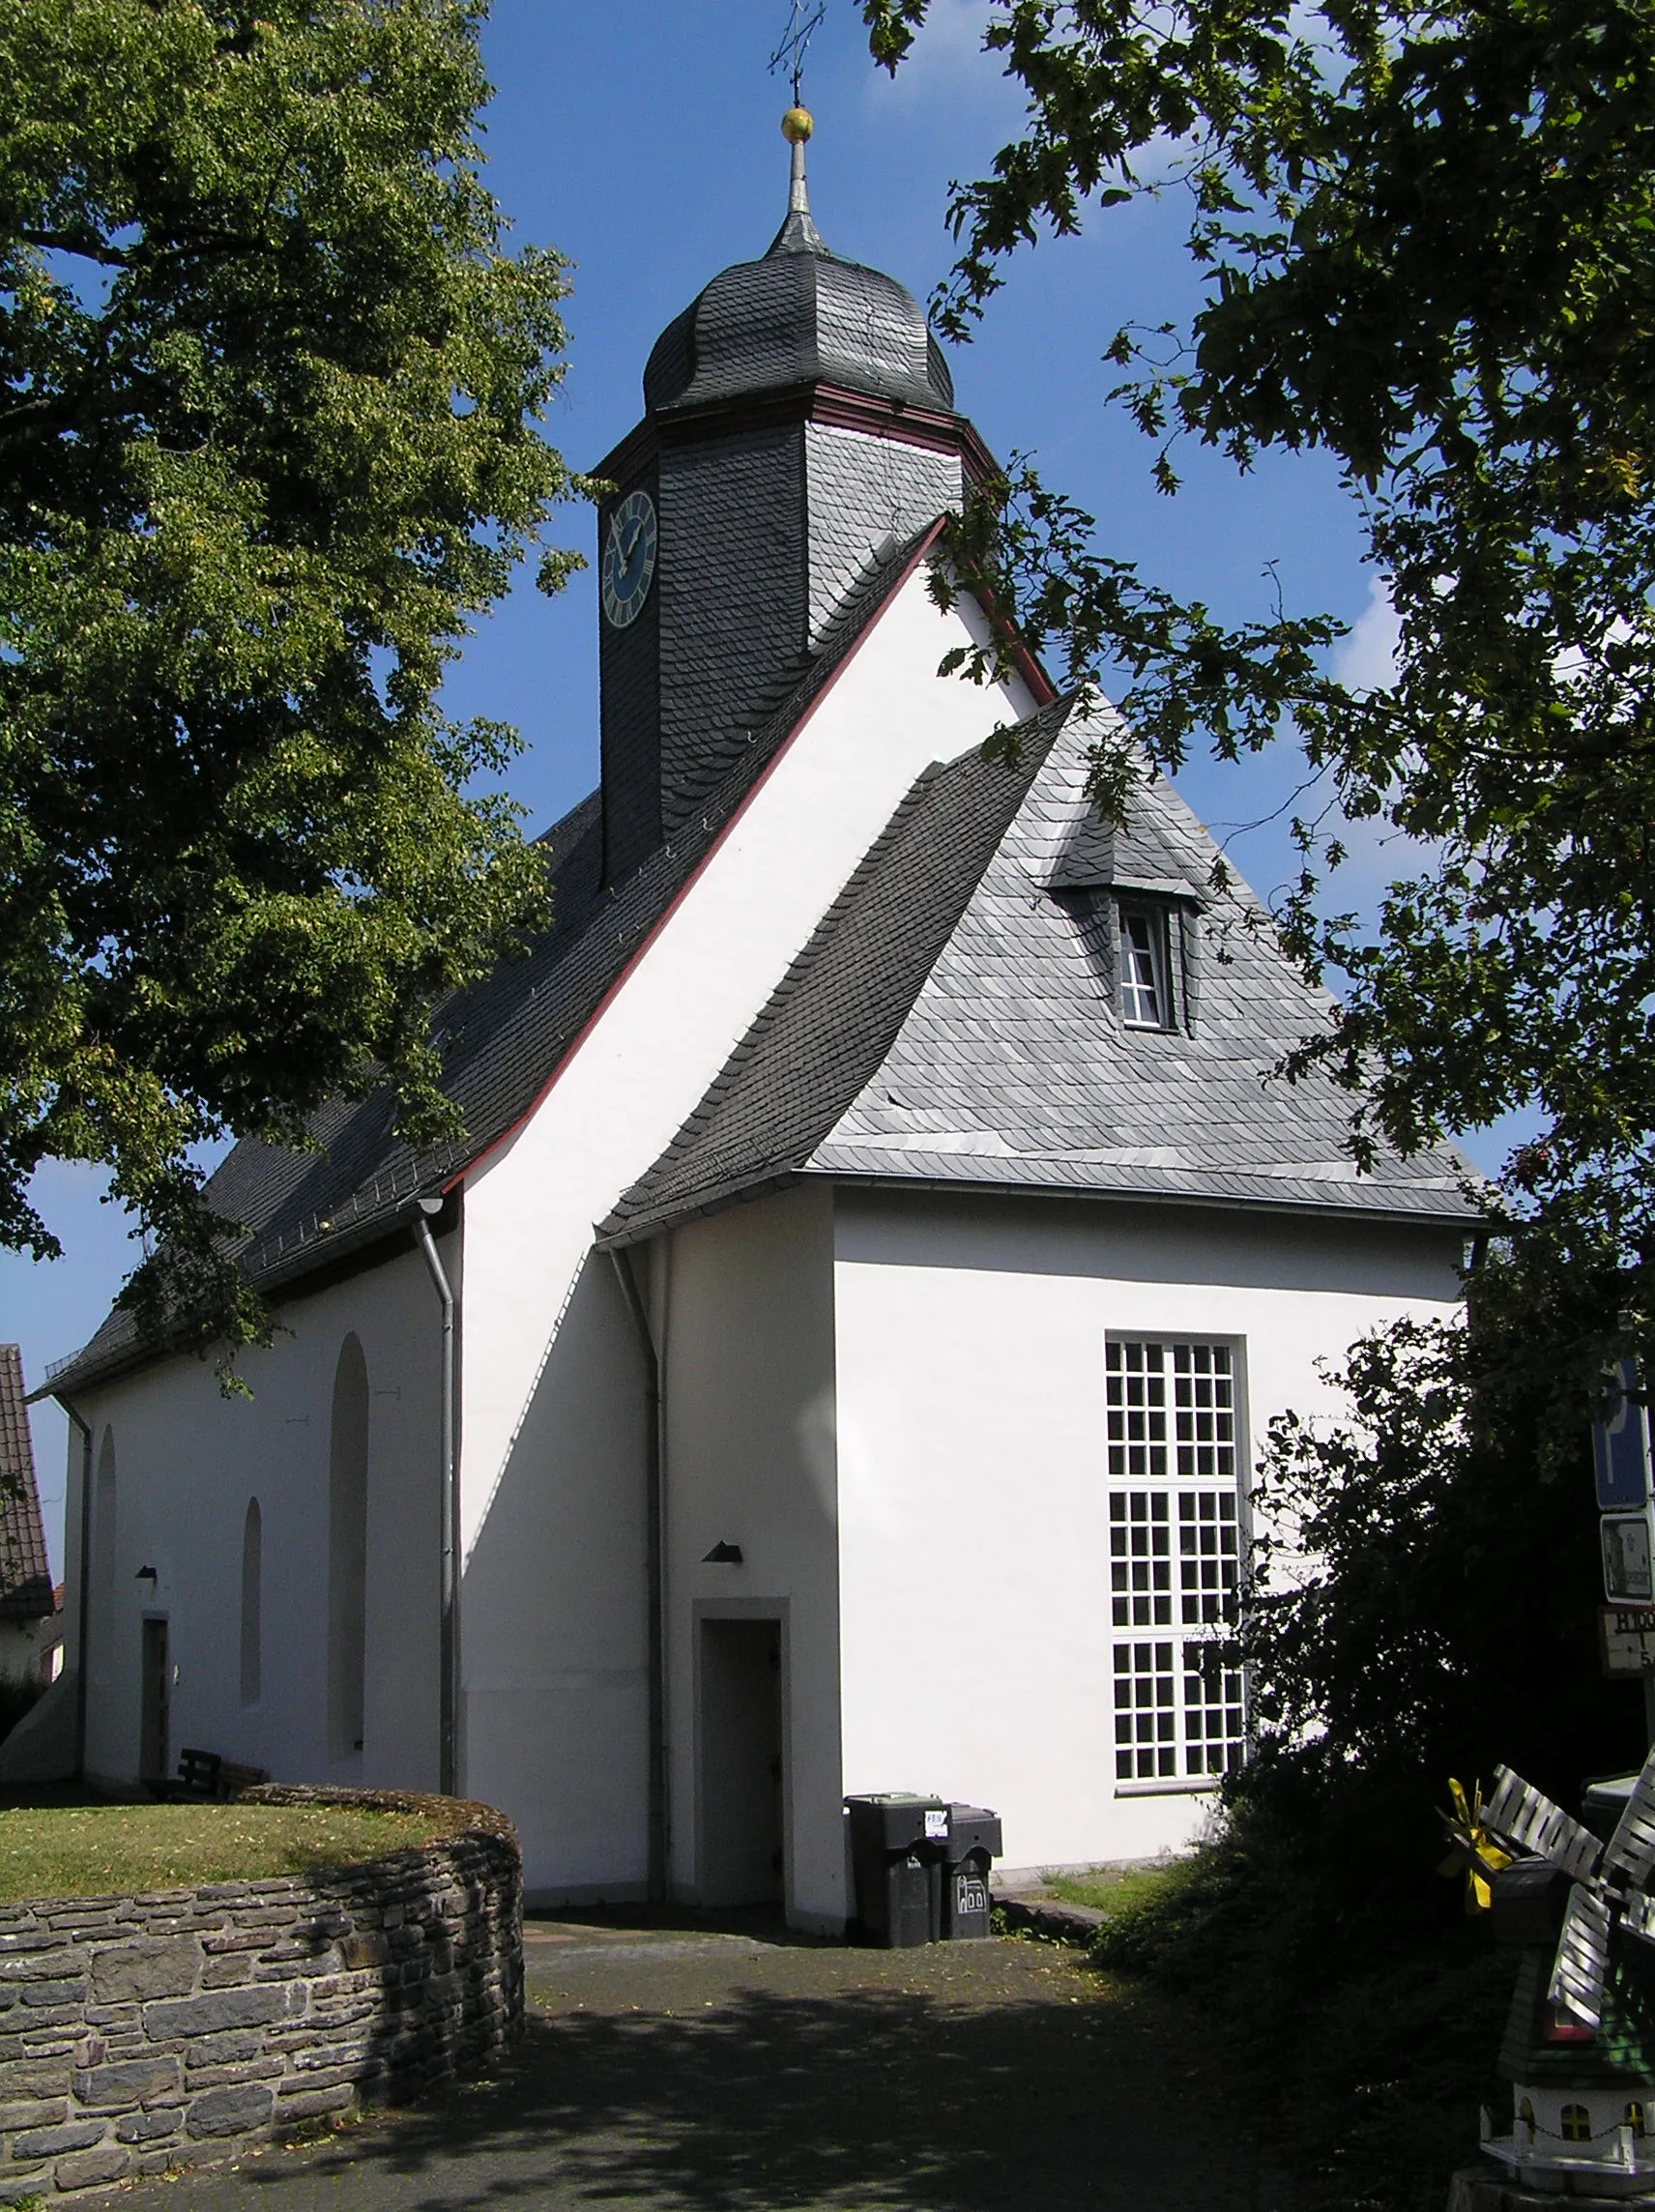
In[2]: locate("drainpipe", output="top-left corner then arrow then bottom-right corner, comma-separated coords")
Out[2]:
58,1397 -> 93,1780
608,1245 -> 667,1905
414,1201 -> 458,1798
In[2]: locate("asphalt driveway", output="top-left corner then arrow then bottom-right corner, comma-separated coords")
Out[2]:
75,1914 -> 1290,2211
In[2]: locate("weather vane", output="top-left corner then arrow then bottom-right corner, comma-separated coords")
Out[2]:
769,0 -> 826,107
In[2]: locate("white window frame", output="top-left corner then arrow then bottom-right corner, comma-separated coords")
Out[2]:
1118,906 -> 1172,1029
1105,1336 -> 1249,1794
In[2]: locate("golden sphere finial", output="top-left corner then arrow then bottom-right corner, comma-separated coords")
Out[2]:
782,105 -> 814,144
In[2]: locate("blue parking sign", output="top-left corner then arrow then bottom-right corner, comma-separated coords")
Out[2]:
1595,1357 -> 1652,1510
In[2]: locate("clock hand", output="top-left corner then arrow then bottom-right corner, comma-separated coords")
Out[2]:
616,519 -> 641,568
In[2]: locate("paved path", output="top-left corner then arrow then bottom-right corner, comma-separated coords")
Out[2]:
81,1916 -> 1291,2211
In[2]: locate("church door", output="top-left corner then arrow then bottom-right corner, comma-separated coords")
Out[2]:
139,1617 -> 169,1790
696,1616 -> 784,1909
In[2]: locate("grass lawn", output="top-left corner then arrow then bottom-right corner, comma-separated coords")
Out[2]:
0,1802 -> 451,1903
1043,1863 -> 1193,1916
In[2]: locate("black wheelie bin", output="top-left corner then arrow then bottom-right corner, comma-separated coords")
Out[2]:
845,1793 -> 948,1946
939,1804 -> 1002,1938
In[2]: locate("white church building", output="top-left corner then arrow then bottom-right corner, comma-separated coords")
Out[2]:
36,145 -> 1473,1926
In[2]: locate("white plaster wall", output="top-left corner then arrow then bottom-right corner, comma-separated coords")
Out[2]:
66,1237 -> 448,1793
659,1186 -> 841,1932
456,563 -> 1034,1897
831,1190 -> 1466,1873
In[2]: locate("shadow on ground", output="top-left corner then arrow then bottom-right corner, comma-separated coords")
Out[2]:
96,1930 -> 1289,2211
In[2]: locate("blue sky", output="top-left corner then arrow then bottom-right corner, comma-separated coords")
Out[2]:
0,0 -> 1509,1565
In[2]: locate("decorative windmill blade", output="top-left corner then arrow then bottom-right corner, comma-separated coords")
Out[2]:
1483,1766 -> 1605,1881
1550,1882 -> 1613,2032
1620,1888 -> 1655,1953
1603,1745 -> 1655,1889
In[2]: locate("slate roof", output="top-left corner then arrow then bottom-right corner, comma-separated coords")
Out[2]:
643,194 -> 953,417
46,529 -> 944,1399
600,707 -> 1066,1246
603,703 -> 1479,1244
0,1347 -> 54,1622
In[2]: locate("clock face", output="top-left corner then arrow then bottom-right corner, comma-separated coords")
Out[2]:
601,488 -> 657,628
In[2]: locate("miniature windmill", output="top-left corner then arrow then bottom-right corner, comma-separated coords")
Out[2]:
1479,1752 -> 1655,2031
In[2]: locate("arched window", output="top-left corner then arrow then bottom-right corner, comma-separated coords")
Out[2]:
1562,2104 -> 1592,2143
92,1429 -> 117,1685
328,1336 -> 369,1761
239,1499 -> 262,1707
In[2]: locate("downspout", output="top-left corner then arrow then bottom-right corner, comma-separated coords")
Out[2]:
608,1244 -> 667,1905
58,1397 -> 93,1780
414,1201 -> 459,1798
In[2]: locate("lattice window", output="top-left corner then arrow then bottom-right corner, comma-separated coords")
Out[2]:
1114,1640 -> 1177,1781
1182,1644 -> 1246,1777
1178,1492 -> 1239,1627
1110,1491 -> 1172,1628
1106,1341 -> 1235,1480
1107,1338 -> 1247,1788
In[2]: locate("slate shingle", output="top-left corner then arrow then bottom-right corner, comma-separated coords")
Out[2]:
0,1348 -> 53,1621
603,704 -> 1479,1244
600,706 -> 1064,1245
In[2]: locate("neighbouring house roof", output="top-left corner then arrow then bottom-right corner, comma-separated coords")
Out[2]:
46,528 -> 945,1400
0,1347 -> 55,1622
602,704 -> 1479,1246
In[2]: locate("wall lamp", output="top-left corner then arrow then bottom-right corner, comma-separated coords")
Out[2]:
134,1565 -> 158,1583
702,1541 -> 744,1565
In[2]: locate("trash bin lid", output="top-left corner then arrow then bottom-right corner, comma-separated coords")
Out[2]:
845,1793 -> 947,1850
944,1804 -> 1002,1861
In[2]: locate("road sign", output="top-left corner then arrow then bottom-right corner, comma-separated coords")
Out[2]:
1601,1606 -> 1655,1678
1604,1510 -> 1655,1602
1595,1357 -> 1652,1509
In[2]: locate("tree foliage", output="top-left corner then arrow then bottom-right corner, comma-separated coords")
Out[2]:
1238,1307 -> 1638,1817
0,0 -> 585,1353
868,0 -> 1655,1352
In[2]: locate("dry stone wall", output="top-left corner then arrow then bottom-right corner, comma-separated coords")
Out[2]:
0,1791 -> 521,2200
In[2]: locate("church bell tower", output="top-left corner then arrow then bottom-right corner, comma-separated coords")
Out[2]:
594,109 -> 994,885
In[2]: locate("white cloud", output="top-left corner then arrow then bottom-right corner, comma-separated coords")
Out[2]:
1333,576 -> 1401,694
860,0 -> 1013,108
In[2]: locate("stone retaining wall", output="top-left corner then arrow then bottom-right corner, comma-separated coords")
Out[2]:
0,1790 -> 522,2200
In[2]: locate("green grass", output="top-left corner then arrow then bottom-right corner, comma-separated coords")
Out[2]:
1043,1862 -> 1196,1915
0,1803 -> 450,1902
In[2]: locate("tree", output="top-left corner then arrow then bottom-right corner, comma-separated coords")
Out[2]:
866,0 -> 1655,1383
0,0 -> 584,1358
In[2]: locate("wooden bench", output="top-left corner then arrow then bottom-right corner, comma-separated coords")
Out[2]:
173,1748 -> 268,1801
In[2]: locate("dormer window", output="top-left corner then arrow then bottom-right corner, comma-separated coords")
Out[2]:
1119,908 -> 1170,1028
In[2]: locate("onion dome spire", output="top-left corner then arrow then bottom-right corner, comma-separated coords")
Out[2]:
771,102 -> 826,257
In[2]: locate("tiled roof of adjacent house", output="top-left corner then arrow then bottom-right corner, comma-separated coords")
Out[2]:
46,530 -> 944,1399
603,704 -> 1479,1244
0,1347 -> 54,1621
